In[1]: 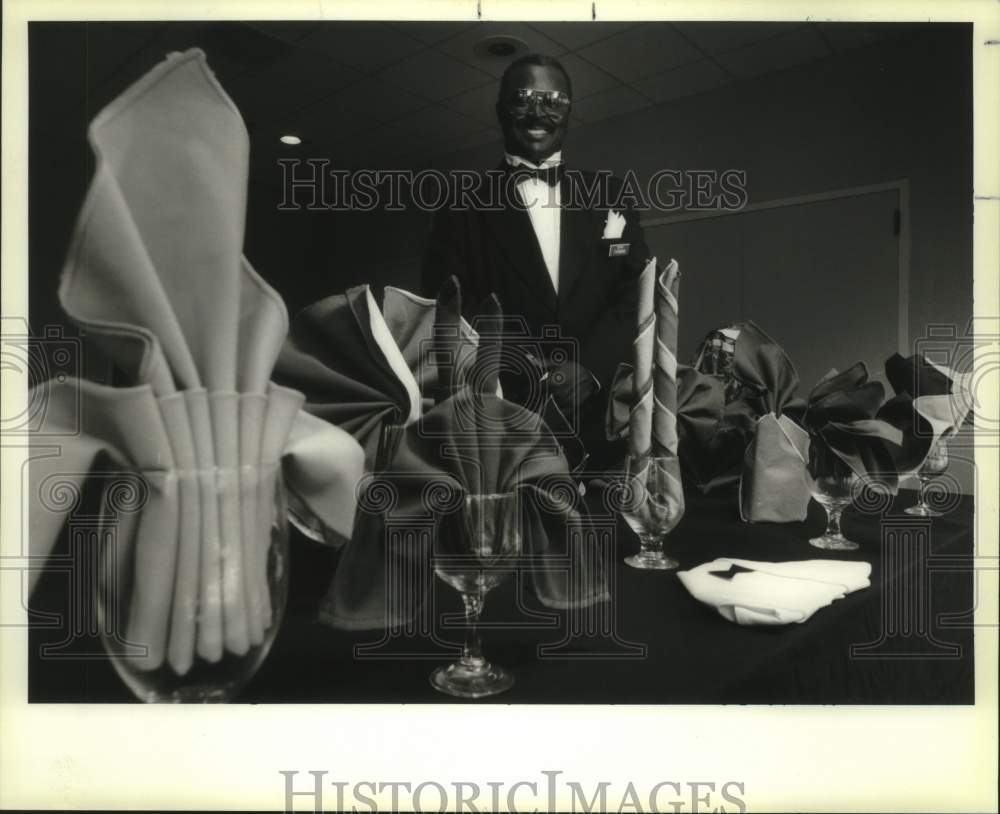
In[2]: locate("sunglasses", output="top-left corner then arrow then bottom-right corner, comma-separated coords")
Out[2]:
506,87 -> 572,115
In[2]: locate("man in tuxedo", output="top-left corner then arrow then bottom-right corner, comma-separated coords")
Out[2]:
421,54 -> 653,468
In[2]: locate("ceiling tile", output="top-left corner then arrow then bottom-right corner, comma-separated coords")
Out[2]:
571,85 -> 651,124
436,22 -> 568,78
558,53 -> 621,99
379,49 -> 494,101
224,47 -> 362,123
576,25 -> 703,82
318,76 -> 427,124
630,59 -> 732,103
672,22 -> 802,55
389,22 -> 477,45
817,22 -> 908,52
285,100 -> 383,144
392,105 -> 485,140
297,22 -> 426,72
715,26 -> 833,80
528,22 -> 640,51
82,24 -> 158,87
242,21 -> 321,43
442,83 -> 500,126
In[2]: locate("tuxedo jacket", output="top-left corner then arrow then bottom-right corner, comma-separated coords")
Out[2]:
420,165 -> 653,394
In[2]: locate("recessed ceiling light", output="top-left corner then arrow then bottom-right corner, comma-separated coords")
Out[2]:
473,35 -> 529,62
279,134 -> 302,145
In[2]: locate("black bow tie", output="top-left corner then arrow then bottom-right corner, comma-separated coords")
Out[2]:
505,162 -> 564,187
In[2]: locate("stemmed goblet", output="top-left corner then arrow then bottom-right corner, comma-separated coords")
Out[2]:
619,455 -> 683,570
806,434 -> 859,551
430,492 -> 521,698
905,439 -> 949,517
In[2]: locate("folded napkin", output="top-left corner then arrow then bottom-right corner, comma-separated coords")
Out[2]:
610,258 -> 686,528
878,353 -> 975,473
677,558 -> 871,625
609,318 -> 811,520
682,321 -> 807,499
799,363 -> 907,492
321,386 -> 609,629
274,277 -> 482,467
29,49 -> 364,674
729,323 -> 811,522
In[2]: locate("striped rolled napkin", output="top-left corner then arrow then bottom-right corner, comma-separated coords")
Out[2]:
653,260 -> 681,457
626,257 -> 685,523
628,258 -> 658,458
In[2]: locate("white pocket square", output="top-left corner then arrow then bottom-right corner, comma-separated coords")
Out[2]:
603,209 -> 626,239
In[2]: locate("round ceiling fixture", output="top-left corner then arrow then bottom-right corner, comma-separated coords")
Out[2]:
279,134 -> 302,145
473,35 -> 530,62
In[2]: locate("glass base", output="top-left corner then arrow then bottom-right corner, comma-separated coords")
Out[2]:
430,660 -> 514,699
904,504 -> 942,518
625,551 -> 679,570
809,534 -> 859,551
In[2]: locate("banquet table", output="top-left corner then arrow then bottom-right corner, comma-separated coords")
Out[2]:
29,485 -> 975,704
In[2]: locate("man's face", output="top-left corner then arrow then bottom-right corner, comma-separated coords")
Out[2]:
497,63 -> 571,164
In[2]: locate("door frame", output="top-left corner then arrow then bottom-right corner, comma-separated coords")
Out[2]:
640,179 -> 911,355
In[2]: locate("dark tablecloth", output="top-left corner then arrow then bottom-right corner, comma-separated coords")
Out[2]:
29,485 -> 975,704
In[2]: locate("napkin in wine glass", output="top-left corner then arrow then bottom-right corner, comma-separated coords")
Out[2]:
321,385 -> 608,630
877,352 -> 975,474
28,48 -> 364,674
798,362 -> 908,492
273,277 -> 482,468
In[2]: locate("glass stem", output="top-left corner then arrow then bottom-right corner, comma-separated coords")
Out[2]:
460,582 -> 485,669
825,505 -> 844,539
917,474 -> 930,510
640,532 -> 662,558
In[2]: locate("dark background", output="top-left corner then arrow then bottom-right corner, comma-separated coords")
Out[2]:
29,20 -> 972,348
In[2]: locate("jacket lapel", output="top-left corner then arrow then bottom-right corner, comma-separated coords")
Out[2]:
558,177 -> 599,308
482,164 -> 558,314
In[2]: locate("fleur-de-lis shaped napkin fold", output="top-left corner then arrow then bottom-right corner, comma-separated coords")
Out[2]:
28,48 -> 365,676
319,386 -> 609,629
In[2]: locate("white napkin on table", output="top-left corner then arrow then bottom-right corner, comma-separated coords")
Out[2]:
677,557 -> 871,625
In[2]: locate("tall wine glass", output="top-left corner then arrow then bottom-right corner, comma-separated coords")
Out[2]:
430,492 -> 521,698
905,439 -> 949,517
806,434 -> 859,551
619,455 -> 683,570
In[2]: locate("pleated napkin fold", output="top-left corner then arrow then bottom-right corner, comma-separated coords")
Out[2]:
677,558 -> 871,625
28,48 -> 365,674
321,387 -> 609,629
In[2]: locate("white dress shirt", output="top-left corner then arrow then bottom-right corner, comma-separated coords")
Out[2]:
506,150 -> 562,294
